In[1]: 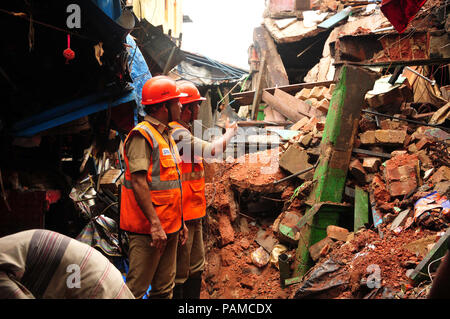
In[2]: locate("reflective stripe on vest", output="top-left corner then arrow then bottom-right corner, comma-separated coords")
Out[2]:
120,121 -> 183,235
169,121 -> 206,221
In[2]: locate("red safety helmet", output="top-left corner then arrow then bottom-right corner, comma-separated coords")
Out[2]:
141,76 -> 187,105
177,81 -> 206,105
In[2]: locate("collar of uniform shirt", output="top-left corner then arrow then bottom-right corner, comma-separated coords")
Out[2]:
177,119 -> 192,131
144,115 -> 169,135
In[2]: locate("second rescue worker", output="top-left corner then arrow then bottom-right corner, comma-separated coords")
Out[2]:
120,75 -> 188,299
170,81 -> 237,298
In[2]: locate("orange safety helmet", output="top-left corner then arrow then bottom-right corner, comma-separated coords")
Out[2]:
177,81 -> 206,105
141,76 -> 187,105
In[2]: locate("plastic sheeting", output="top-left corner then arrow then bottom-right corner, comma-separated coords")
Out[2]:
294,258 -> 348,299
414,191 -> 450,222
76,215 -> 122,257
125,34 -> 152,122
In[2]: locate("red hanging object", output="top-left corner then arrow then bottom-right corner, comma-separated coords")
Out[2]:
63,34 -> 75,64
380,0 -> 428,33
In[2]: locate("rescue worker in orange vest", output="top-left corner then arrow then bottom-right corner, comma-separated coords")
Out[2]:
170,81 -> 237,299
120,75 -> 189,299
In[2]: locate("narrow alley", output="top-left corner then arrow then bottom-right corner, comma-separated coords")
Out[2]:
0,0 -> 449,304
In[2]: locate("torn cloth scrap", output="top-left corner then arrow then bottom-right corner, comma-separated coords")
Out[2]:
380,0 -> 428,33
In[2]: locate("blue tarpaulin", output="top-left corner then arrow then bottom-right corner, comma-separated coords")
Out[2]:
126,34 -> 152,124
12,89 -> 136,137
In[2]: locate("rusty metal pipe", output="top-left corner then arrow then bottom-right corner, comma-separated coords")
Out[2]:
278,253 -> 291,288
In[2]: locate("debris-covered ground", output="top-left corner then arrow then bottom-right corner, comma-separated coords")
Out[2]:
198,0 -> 450,294
2,0 -> 449,301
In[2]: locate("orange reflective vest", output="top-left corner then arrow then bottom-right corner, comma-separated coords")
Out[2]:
120,121 -> 183,235
170,121 -> 206,221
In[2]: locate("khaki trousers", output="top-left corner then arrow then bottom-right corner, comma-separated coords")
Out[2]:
126,232 -> 178,299
175,219 -> 205,284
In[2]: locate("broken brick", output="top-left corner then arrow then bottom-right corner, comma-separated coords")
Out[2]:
359,129 -> 407,145
328,83 -> 335,95
309,237 -> 334,261
327,225 -> 349,242
415,137 -> 433,151
295,88 -> 311,100
416,150 -> 433,170
302,116 -> 319,132
218,214 -> 235,247
349,159 -> 366,184
366,84 -> 413,108
279,145 -> 313,180
316,98 -> 329,113
374,130 -> 407,145
360,131 -> 376,144
372,175 -> 391,203
275,210 -> 304,244
408,143 -> 417,153
290,117 -> 309,131
384,154 -> 420,197
391,150 -> 407,157
362,157 -> 382,173
308,86 -> 327,100
359,117 -> 377,132
380,119 -> 408,131
434,180 -> 450,194
299,133 -> 313,147
315,121 -> 325,131
430,166 -> 450,184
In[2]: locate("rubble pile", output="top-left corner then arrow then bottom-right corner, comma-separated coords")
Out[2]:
200,116 -> 329,298
201,150 -> 301,298
285,74 -> 450,298
203,0 -> 449,298
292,226 -> 440,299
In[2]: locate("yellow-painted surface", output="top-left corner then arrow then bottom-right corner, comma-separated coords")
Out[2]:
132,0 -> 182,37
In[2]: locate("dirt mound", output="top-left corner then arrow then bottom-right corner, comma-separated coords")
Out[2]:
201,220 -> 297,299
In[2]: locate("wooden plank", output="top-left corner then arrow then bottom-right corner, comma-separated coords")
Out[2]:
273,88 -> 312,118
354,186 -> 369,232
232,80 -> 335,106
335,58 -> 450,68
317,8 -> 352,29
274,18 -> 298,30
352,148 -> 392,159
294,65 -> 378,278
262,90 -> 303,122
253,26 -> 289,120
264,105 -> 276,121
251,55 -> 267,120
409,227 -> 450,283
235,120 -> 293,127
254,26 -> 289,88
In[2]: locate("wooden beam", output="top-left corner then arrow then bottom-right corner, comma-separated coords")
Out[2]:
254,26 -> 289,88
251,54 -> 267,120
273,88 -> 312,119
232,81 -> 335,106
354,186 -> 369,232
253,26 -> 289,120
293,65 -> 379,279
409,227 -> 450,283
264,104 -> 276,121
262,90 -> 303,123
235,120 -> 293,127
